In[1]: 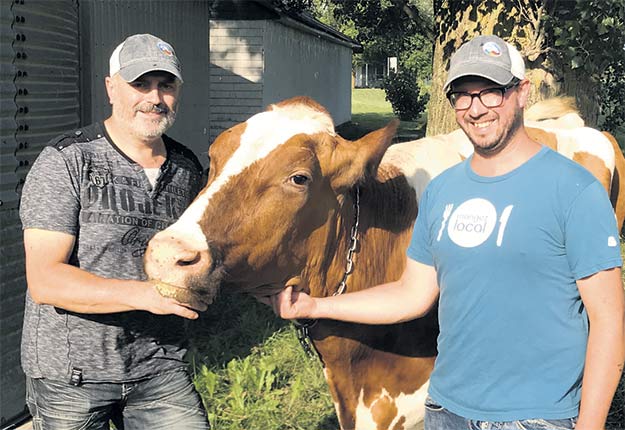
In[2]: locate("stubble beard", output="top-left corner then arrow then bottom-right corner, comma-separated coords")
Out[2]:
134,104 -> 177,139
469,108 -> 524,158
115,103 -> 177,140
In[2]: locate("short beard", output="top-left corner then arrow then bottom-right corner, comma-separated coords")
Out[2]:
139,110 -> 177,139
472,108 -> 524,158
133,104 -> 177,139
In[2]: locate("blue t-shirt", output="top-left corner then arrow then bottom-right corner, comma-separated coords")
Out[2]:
407,146 -> 622,421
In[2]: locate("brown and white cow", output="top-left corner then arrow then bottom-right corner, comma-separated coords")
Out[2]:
524,98 -> 625,229
145,97 -> 441,429
144,96 -> 623,430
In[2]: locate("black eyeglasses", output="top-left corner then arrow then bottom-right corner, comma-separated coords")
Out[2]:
447,82 -> 520,110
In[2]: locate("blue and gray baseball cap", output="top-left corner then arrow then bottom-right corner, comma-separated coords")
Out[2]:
443,35 -> 524,92
109,34 -> 183,83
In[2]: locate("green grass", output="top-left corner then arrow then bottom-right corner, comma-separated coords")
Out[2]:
351,88 -> 393,115
338,88 -> 426,141
188,293 -> 338,430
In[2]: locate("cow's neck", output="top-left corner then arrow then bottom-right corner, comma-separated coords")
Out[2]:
297,163 -> 435,430
300,190 -> 358,298
303,162 -> 418,299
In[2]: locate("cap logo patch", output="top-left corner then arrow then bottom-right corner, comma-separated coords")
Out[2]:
157,42 -> 174,56
482,41 -> 502,57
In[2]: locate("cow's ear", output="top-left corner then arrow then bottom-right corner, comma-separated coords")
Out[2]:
329,120 -> 399,191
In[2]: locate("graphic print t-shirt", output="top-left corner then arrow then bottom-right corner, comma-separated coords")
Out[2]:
19,122 -> 203,383
407,146 -> 622,421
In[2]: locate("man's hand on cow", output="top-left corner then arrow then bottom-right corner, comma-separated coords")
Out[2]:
153,281 -> 212,311
138,281 -> 209,319
270,285 -> 317,320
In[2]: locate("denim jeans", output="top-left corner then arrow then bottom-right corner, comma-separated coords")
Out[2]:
26,369 -> 209,429
425,396 -> 577,430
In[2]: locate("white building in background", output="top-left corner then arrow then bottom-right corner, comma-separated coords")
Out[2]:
354,56 -> 398,88
209,0 -> 361,143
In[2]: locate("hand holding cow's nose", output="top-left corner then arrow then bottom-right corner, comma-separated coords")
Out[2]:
152,281 -> 211,312
137,281 -> 208,319
271,286 -> 318,320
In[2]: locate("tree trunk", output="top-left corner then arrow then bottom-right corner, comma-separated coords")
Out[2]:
426,0 -> 599,136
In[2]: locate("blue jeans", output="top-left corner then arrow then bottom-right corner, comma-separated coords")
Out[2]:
425,396 -> 577,430
26,369 -> 209,429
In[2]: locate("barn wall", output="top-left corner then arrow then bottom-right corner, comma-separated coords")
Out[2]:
79,0 -> 211,166
209,20 -> 264,143
262,19 -> 353,127
0,0 -> 80,426
209,16 -> 355,142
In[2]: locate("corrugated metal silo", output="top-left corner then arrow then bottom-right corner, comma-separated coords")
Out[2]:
0,0 -> 80,427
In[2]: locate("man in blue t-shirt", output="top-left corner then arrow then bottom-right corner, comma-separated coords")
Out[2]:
271,34 -> 625,430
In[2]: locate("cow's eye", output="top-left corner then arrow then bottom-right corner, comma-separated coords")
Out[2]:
290,174 -> 310,186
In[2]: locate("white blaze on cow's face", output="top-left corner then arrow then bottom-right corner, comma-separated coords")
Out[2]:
147,100 -> 335,272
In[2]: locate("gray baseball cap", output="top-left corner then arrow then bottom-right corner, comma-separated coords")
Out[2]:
443,35 -> 524,92
109,34 -> 183,83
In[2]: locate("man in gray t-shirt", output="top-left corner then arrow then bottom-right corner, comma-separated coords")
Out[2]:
20,34 -> 211,429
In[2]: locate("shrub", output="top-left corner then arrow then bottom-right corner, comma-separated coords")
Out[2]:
599,61 -> 625,138
381,70 -> 429,121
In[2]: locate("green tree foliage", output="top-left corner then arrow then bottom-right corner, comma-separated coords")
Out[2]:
543,0 -> 625,133
309,1 -> 434,121
382,70 -> 429,120
311,0 -> 434,81
310,0 -> 358,40
272,0 -> 315,13
601,60 -> 625,139
307,0 -> 625,134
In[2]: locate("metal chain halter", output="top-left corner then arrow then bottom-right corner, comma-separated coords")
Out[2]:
295,186 -> 361,360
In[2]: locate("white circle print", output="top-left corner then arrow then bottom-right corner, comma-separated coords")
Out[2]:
446,198 -> 497,248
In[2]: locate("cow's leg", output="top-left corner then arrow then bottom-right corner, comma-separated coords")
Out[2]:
321,348 -> 434,430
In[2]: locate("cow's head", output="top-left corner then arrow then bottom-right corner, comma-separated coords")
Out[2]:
144,97 -> 397,304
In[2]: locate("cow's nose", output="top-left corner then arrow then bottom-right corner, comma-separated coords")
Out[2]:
172,248 -> 202,267
144,233 -> 212,284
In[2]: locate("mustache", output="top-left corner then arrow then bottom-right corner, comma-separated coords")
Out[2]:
136,104 -> 170,114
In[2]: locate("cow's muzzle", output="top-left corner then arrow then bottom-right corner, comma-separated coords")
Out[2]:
144,231 -> 223,307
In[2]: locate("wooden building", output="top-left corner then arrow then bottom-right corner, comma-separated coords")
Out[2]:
209,0 -> 360,142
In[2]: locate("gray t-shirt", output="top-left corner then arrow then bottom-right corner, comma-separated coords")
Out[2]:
19,122 -> 204,383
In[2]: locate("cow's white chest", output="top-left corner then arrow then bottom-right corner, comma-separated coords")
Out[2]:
354,380 -> 429,430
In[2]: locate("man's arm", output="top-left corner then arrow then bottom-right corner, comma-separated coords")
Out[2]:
271,257 -> 439,324
24,228 -> 204,319
576,267 -> 625,430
